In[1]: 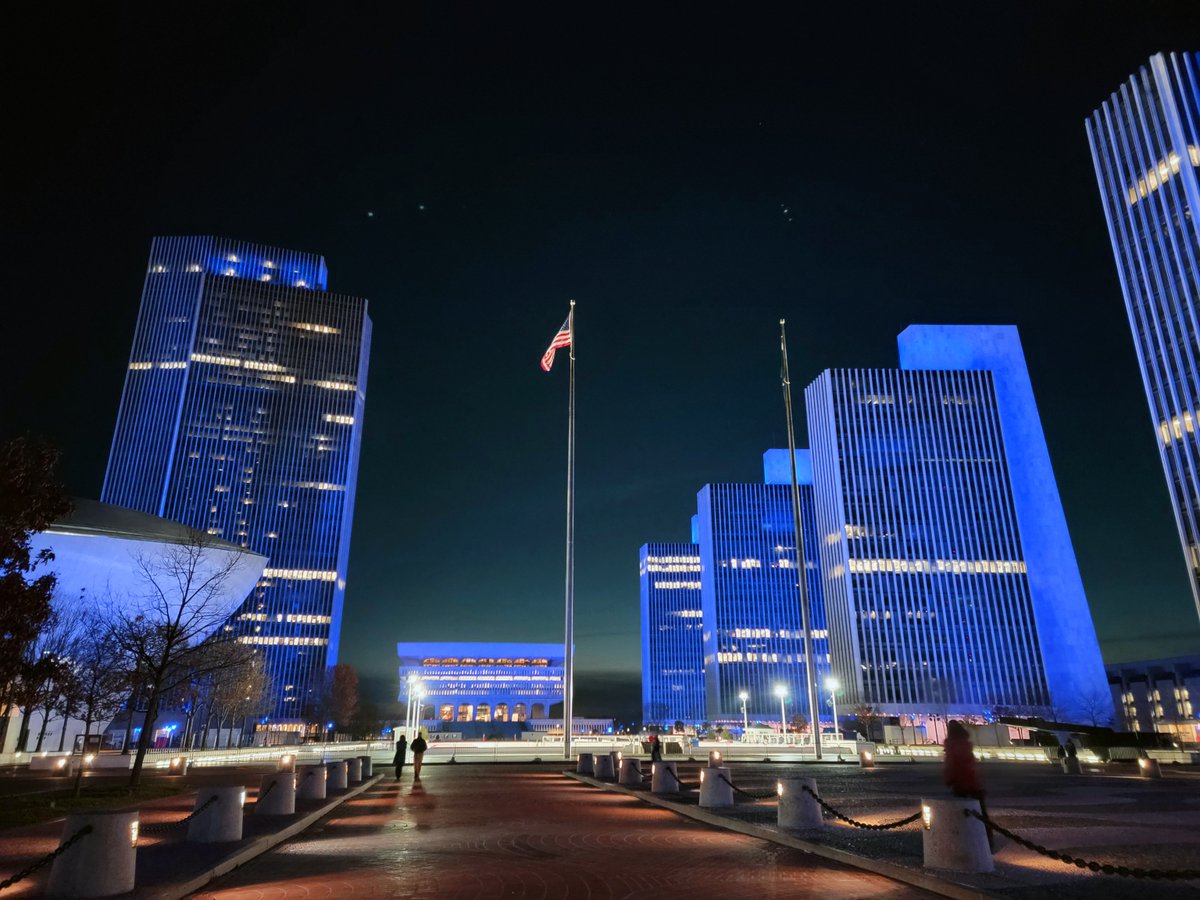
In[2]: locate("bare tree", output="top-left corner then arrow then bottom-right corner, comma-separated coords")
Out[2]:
203,643 -> 272,748
850,704 -> 882,740
108,534 -> 248,788
1074,687 -> 1116,728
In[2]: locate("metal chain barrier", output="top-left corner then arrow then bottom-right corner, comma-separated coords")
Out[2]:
715,773 -> 777,801
800,785 -> 922,830
0,824 -> 93,891
255,780 -> 277,805
140,794 -> 219,835
964,809 -> 1200,881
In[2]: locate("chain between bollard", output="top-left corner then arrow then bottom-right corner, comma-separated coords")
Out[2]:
800,785 -> 922,830
963,809 -> 1200,881
0,823 -> 94,890
139,793 -> 220,834
715,773 -> 777,801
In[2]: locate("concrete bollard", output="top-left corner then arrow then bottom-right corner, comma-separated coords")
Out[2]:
777,777 -> 823,828
296,764 -> 327,800
277,753 -> 296,773
698,765 -> 735,808
592,753 -> 616,780
708,749 -> 724,767
326,760 -> 348,790
346,757 -> 363,783
168,756 -> 189,776
1138,757 -> 1162,779
921,798 -> 994,873
358,755 -> 373,777
187,786 -> 245,843
254,772 -> 296,816
618,757 -> 642,786
1060,757 -> 1082,775
651,761 -> 680,794
576,753 -> 595,775
859,749 -> 877,769
609,751 -> 621,776
46,809 -> 139,898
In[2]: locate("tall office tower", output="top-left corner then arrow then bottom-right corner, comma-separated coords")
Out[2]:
696,455 -> 829,725
103,236 -> 372,722
1087,52 -> 1200,622
805,325 -> 1107,717
639,543 -> 705,726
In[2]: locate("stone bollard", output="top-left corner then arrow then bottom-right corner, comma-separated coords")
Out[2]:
296,764 -> 327,801
1060,756 -> 1082,775
859,749 -> 877,769
277,753 -> 296,773
576,753 -> 595,775
921,798 -> 994,873
46,809 -> 139,898
699,765 -> 734,808
708,749 -> 724,767
358,755 -> 373,777
1138,757 -> 1162,779
346,757 -> 363,783
618,757 -> 642,786
777,777 -> 823,828
592,753 -> 616,780
168,755 -> 189,776
254,772 -> 296,816
326,760 -> 348,790
187,786 -> 245,843
650,761 -> 680,794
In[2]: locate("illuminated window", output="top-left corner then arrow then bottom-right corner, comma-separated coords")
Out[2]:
323,414 -> 355,425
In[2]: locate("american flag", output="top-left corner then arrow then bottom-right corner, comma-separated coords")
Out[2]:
540,315 -> 572,372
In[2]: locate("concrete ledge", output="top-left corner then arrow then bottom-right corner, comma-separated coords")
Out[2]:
564,772 -> 989,900
139,774 -> 385,900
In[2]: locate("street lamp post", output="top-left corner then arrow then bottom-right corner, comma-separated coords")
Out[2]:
738,691 -> 749,734
826,676 -> 840,740
774,685 -> 788,741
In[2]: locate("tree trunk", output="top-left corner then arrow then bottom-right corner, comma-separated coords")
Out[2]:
57,721 -> 68,752
35,706 -> 54,752
17,705 -> 34,752
121,686 -> 137,754
129,683 -> 162,790
0,691 -> 13,749
73,711 -> 93,798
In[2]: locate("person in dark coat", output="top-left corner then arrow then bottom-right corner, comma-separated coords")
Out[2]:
650,735 -> 663,762
392,734 -> 408,780
943,720 -> 993,850
410,732 -> 428,779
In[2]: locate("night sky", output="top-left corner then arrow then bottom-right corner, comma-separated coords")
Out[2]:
7,3 -> 1200,721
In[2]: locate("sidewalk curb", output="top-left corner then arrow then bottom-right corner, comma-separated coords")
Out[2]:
564,772 -> 990,900
138,774 -> 385,900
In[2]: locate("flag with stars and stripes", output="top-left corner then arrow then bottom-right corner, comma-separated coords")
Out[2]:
540,315 -> 572,372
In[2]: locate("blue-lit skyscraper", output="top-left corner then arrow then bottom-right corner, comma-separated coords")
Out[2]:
1087,52 -> 1200,623
639,543 -> 704,725
806,325 -> 1108,717
103,236 -> 371,722
696,465 -> 829,725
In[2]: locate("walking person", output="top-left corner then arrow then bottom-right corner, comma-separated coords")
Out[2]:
943,720 -> 993,850
392,733 -> 408,780
410,731 -> 428,780
650,734 -> 663,763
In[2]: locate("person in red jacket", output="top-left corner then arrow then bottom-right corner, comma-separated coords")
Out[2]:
943,720 -> 994,850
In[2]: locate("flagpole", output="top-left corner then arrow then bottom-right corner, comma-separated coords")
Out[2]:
779,319 -> 822,760
563,299 -> 576,760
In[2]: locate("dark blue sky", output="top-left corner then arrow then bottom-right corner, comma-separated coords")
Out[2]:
6,3 -> 1200,719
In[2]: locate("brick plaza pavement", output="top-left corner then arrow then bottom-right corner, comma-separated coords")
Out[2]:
195,763 -> 930,899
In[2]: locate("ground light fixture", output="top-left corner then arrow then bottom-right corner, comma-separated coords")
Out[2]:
738,691 -> 749,733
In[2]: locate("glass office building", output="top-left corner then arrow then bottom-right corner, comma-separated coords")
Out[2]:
1087,52 -> 1200,622
696,473 -> 829,725
807,326 -> 1108,717
102,236 -> 371,720
639,543 -> 705,725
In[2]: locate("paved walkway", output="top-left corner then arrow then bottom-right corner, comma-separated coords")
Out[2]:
195,764 -> 928,899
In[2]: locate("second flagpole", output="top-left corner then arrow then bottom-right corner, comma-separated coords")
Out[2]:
563,299 -> 576,760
